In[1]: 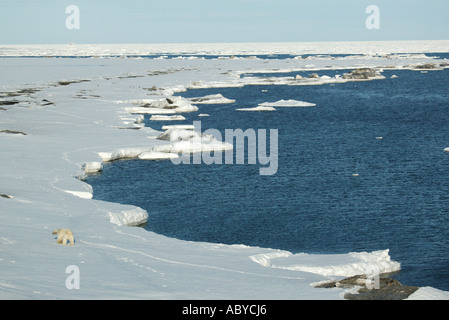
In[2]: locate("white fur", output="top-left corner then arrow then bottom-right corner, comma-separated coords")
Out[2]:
52,228 -> 75,246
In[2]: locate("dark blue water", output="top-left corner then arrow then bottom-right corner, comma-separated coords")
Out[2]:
87,67 -> 449,291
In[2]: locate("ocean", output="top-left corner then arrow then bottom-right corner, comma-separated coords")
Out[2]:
87,57 -> 449,291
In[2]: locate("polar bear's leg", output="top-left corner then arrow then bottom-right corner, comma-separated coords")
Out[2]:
57,232 -> 64,244
68,233 -> 75,246
62,233 -> 69,245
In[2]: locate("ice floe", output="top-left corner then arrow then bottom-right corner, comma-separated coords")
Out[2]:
259,99 -> 316,107
236,106 -> 276,112
154,127 -> 233,155
150,115 -> 186,121
250,249 -> 401,278
98,148 -> 154,162
138,151 -> 180,160
107,207 -> 149,227
125,96 -> 198,114
157,128 -> 202,142
82,162 -> 103,174
161,124 -> 196,130
188,94 -> 236,104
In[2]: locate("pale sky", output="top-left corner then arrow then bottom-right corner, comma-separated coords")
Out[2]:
0,0 -> 448,44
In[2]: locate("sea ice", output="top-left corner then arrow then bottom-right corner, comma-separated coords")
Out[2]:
62,190 -> 93,200
407,287 -> 449,300
98,148 -> 154,162
236,106 -> 276,112
82,162 -> 103,174
150,115 -> 186,121
138,151 -> 179,160
188,94 -> 236,104
1,43 -> 448,300
125,107 -> 177,115
150,96 -> 198,112
161,125 -> 195,130
125,96 -> 198,114
157,128 -> 202,142
250,249 -> 401,278
170,139 -> 233,154
156,128 -> 233,154
107,207 -> 149,226
259,99 -> 316,107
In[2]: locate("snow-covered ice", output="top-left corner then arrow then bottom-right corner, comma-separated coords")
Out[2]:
2,40 -> 449,57
236,100 -> 316,112
138,151 -> 180,160
259,100 -> 316,107
161,125 -> 196,131
236,106 -> 277,112
188,94 -> 236,104
250,249 -> 400,277
150,115 -> 186,121
1,42 -> 449,300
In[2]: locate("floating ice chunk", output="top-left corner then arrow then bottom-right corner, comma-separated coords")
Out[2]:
98,148 -> 151,162
153,96 -> 199,112
250,249 -> 401,278
172,104 -> 199,113
342,68 -> 384,80
150,115 -> 186,121
170,139 -> 233,153
82,162 -> 103,174
107,207 -> 148,226
127,96 -> 198,113
188,94 -> 236,104
198,114 -> 210,117
157,128 -> 233,154
138,151 -> 179,160
236,106 -> 276,112
157,128 -> 201,141
259,99 -> 316,107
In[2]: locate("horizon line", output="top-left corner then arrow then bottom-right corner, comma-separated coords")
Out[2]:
2,39 -> 449,46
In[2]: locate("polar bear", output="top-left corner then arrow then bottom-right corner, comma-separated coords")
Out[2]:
52,229 -> 75,246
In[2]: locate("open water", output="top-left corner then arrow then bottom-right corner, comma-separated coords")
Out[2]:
87,60 -> 449,290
